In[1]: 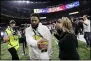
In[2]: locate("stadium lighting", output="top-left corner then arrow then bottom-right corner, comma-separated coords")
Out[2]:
40,17 -> 46,19
35,2 -> 38,3
15,1 -> 30,3
69,11 -> 79,15
22,1 -> 26,2
30,1 -> 33,3
26,1 -> 30,3
18,1 -> 22,3
1,31 -> 4,36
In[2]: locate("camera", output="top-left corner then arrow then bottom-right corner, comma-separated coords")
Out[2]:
12,31 -> 17,35
12,27 -> 17,35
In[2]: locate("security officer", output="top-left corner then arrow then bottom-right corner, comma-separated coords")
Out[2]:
3,20 -> 19,60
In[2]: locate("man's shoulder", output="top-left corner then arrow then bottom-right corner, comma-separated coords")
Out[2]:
41,25 -> 48,30
41,24 -> 47,28
25,27 -> 31,31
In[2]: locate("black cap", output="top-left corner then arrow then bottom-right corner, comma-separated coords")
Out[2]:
9,20 -> 16,24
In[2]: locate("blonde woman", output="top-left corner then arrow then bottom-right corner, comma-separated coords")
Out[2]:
54,17 -> 79,60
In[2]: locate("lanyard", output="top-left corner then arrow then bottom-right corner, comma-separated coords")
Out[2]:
33,29 -> 43,40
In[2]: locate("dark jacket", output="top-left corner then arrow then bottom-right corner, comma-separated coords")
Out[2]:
54,30 -> 79,60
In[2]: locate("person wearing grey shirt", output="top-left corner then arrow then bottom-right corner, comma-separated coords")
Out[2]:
83,15 -> 91,48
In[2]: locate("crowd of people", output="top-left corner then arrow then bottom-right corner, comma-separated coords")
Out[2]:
2,13 -> 91,60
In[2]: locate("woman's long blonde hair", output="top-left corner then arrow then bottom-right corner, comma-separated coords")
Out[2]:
59,17 -> 74,34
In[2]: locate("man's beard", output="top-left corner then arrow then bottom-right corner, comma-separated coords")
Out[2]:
31,23 -> 39,30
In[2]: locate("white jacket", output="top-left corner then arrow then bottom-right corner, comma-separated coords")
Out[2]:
25,23 -> 52,59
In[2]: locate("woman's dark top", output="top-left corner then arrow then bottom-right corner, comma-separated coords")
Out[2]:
54,30 -> 79,60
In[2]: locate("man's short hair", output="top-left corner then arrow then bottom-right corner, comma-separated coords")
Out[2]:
30,13 -> 40,19
9,20 -> 16,24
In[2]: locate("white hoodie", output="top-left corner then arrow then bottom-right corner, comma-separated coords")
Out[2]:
25,23 -> 52,60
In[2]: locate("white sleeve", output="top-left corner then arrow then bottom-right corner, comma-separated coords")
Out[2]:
45,26 -> 53,56
85,20 -> 89,26
25,29 -> 38,48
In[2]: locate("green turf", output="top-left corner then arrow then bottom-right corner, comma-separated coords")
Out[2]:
77,41 -> 90,60
0,37 -> 90,60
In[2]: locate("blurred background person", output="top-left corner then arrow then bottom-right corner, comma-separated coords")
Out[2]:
82,15 -> 91,48
78,19 -> 83,35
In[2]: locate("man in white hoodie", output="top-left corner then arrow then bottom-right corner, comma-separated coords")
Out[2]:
25,13 -> 52,60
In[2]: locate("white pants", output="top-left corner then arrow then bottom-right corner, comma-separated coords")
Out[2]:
30,52 -> 49,61
40,52 -> 49,59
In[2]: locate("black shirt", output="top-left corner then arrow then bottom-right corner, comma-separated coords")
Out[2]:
54,31 -> 79,60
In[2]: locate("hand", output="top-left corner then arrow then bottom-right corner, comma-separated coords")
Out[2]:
37,39 -> 48,50
3,37 -> 9,42
39,42 -> 48,50
37,39 -> 44,49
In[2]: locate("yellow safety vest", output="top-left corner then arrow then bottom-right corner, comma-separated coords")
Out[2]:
5,27 -> 19,50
